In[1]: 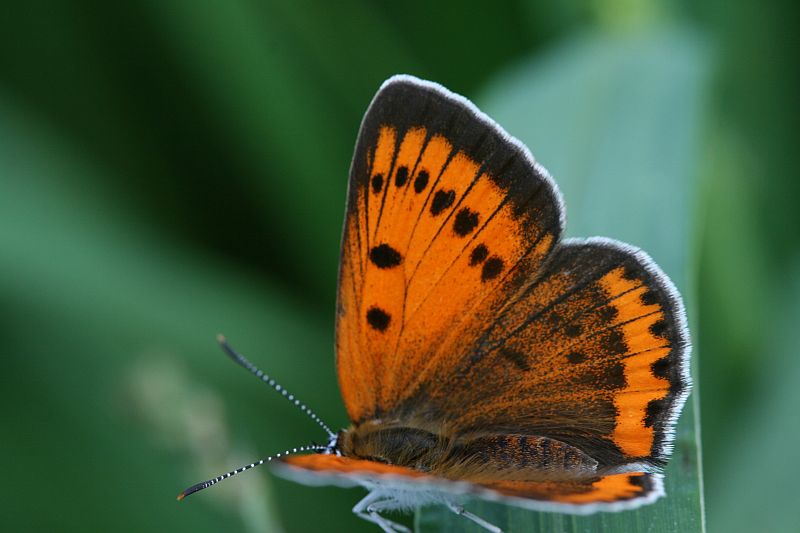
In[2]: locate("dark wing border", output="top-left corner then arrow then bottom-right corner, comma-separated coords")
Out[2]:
346,74 -> 566,234
560,236 -> 692,463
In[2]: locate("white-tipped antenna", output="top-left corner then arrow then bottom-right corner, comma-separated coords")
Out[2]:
177,444 -> 326,500
216,334 -> 336,439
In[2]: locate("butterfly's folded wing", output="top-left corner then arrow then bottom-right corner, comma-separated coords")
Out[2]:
278,454 -> 662,514
473,471 -> 663,513
336,76 -> 690,471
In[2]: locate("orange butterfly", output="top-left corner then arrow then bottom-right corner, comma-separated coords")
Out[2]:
178,75 -> 691,532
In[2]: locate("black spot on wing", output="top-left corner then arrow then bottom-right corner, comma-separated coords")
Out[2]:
395,166 -> 409,187
371,173 -> 384,194
369,244 -> 402,269
453,208 -> 479,236
430,189 -> 455,216
481,256 -> 504,281
469,244 -> 488,266
641,289 -> 659,306
604,330 -> 628,355
598,306 -> 618,322
413,170 -> 429,193
651,355 -> 670,380
644,397 -> 668,428
366,307 -> 391,331
566,351 -> 586,364
650,319 -> 667,338
500,349 -> 531,371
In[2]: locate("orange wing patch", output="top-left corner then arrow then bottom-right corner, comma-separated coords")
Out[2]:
279,454 -> 432,484
598,267 -> 671,457
479,472 -> 657,505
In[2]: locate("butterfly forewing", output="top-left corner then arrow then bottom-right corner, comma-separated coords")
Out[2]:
337,78 -> 564,423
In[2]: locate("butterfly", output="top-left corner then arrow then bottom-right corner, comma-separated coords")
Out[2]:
178,75 -> 691,533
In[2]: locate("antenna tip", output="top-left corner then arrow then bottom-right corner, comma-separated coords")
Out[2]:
216,333 -> 227,344
176,492 -> 186,502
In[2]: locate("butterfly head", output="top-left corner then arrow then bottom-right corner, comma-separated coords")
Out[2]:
324,430 -> 343,456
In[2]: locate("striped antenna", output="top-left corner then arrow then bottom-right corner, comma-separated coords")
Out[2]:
177,444 -> 327,501
216,334 -> 336,438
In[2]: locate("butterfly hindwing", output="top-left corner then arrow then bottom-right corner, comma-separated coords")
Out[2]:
336,76 -> 564,423
475,471 -> 662,511
393,238 -> 690,468
278,453 -> 662,513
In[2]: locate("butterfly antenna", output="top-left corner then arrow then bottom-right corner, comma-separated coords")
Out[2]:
177,444 -> 326,501
216,334 -> 336,439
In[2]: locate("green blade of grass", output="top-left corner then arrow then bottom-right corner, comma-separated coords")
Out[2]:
417,26 -> 708,532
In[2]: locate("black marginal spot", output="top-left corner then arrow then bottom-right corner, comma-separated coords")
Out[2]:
395,166 -> 409,187
469,244 -> 488,266
366,307 -> 390,332
371,174 -> 384,194
641,289 -> 659,306
651,355 -> 671,380
413,170 -> 429,193
650,319 -> 668,338
369,244 -> 402,269
628,474 -> 648,490
481,256 -> 504,282
566,351 -> 586,364
500,349 -> 531,371
430,189 -> 455,216
453,208 -> 479,236
565,324 -> 582,338
644,397 -> 668,428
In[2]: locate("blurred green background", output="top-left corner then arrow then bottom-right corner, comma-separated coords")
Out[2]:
1,1 -> 798,532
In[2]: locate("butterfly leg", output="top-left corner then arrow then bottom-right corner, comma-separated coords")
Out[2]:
445,501 -> 503,533
352,491 -> 410,533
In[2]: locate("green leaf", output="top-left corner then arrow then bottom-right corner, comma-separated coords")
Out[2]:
711,264 -> 800,532
417,27 -> 708,532
0,97 -> 345,533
